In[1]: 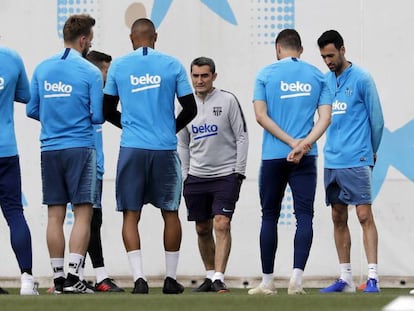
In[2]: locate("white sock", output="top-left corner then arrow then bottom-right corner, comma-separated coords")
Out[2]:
206,270 -> 215,280
68,253 -> 84,277
368,263 -> 378,280
213,272 -> 224,282
292,268 -> 303,285
50,258 -> 65,279
78,258 -> 85,281
127,250 -> 145,282
165,251 -> 179,279
262,273 -> 273,287
94,267 -> 109,284
340,263 -> 353,284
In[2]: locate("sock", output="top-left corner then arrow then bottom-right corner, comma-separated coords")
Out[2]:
165,251 -> 179,279
68,253 -> 84,277
50,258 -> 65,279
206,270 -> 215,280
94,267 -> 109,284
78,258 -> 85,281
339,263 -> 353,284
368,263 -> 378,280
262,273 -> 273,287
127,250 -> 145,282
213,272 -> 224,282
292,268 -> 303,285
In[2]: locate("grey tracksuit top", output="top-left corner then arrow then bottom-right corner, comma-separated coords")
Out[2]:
177,88 -> 249,179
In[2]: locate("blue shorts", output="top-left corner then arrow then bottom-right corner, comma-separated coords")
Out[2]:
184,173 -> 242,221
93,178 -> 103,209
41,148 -> 97,205
324,166 -> 372,206
116,147 -> 182,212
0,155 -> 23,212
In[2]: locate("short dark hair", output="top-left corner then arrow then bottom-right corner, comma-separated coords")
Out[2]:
317,30 -> 344,50
275,29 -> 302,51
191,57 -> 216,74
63,14 -> 95,43
86,50 -> 112,68
131,18 -> 155,33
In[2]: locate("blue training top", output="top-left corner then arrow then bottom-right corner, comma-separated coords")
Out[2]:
93,124 -> 104,180
0,46 -> 30,157
104,47 -> 193,150
253,57 -> 332,160
27,48 -> 104,151
323,63 -> 384,168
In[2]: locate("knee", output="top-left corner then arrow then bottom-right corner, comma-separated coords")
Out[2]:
196,221 -> 213,237
331,209 -> 347,227
356,207 -> 374,226
213,215 -> 231,233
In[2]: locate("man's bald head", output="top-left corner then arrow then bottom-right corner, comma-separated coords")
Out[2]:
130,18 -> 157,50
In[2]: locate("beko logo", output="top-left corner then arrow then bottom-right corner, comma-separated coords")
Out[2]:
280,80 -> 311,99
192,123 -> 219,140
130,74 -> 161,93
332,99 -> 347,115
44,80 -> 72,98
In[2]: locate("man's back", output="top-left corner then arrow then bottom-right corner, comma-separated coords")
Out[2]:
104,47 -> 193,150
254,57 -> 330,159
27,48 -> 103,151
0,46 -> 30,157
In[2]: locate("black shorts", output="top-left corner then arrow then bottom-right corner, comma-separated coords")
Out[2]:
183,173 -> 242,222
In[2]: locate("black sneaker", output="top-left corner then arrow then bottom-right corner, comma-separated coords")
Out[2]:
53,277 -> 66,294
81,280 -> 96,294
95,278 -> 125,292
162,277 -> 184,294
63,273 -> 94,294
0,287 -> 9,294
192,278 -> 212,292
131,278 -> 149,294
211,280 -> 229,293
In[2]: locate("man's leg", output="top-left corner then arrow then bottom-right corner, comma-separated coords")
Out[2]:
195,219 -> 215,271
161,210 -> 184,294
213,215 -> 231,276
356,203 -> 379,293
332,204 -> 351,264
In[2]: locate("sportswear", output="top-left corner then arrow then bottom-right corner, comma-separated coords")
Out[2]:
93,124 -> 104,180
27,48 -> 104,151
253,57 -> 331,160
323,63 -> 384,168
104,47 -> 193,150
0,46 -> 30,157
178,88 -> 248,178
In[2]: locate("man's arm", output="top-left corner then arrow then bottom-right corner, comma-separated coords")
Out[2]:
287,104 -> 331,163
254,99 -> 295,147
103,94 -> 122,128
176,93 -> 197,133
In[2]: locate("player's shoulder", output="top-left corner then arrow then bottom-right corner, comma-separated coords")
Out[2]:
217,88 -> 239,102
0,46 -> 23,64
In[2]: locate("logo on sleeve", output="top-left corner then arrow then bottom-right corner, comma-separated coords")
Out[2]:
130,74 -> 161,93
43,80 -> 72,98
0,77 -> 4,90
280,80 -> 312,99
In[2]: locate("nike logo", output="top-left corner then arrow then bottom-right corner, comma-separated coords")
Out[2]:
222,208 -> 233,213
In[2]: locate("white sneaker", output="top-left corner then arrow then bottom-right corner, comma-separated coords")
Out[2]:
287,277 -> 306,295
409,289 -> 414,295
20,273 -> 39,296
248,283 -> 277,295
